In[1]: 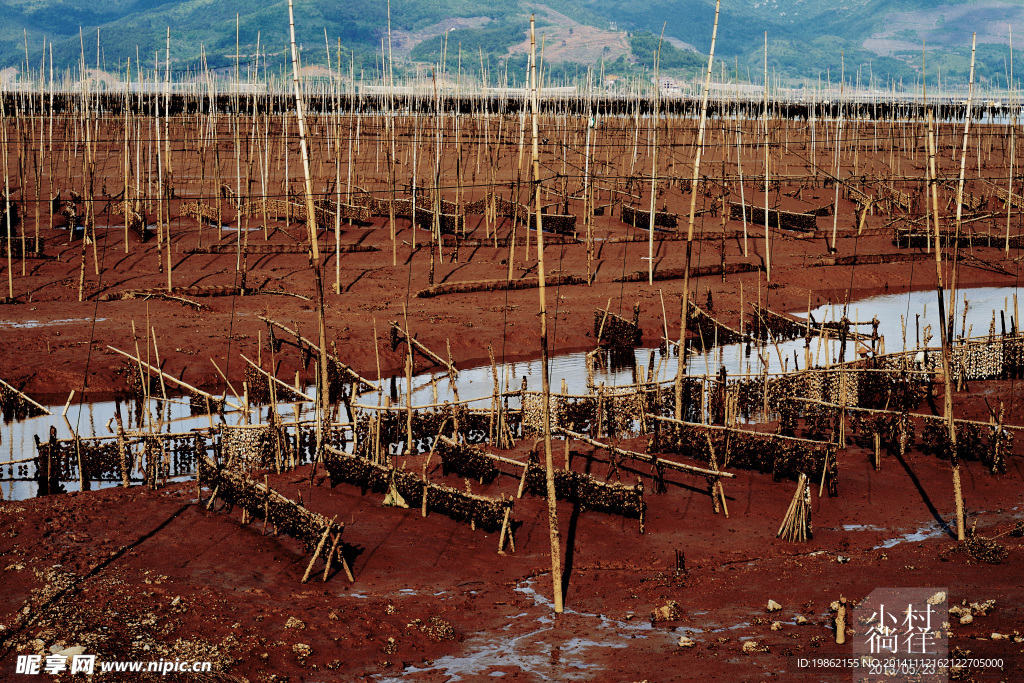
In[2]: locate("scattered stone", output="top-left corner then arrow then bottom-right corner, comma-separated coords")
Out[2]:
651,601 -> 682,623
292,643 -> 312,664
958,614 -> 973,625
836,555 -> 849,564
796,615 -> 809,625
383,637 -> 397,654
969,600 -> 996,616
927,591 -> 947,605
766,600 -> 782,613
170,596 -> 181,607
742,640 -> 768,653
678,636 -> 696,648
285,617 -> 306,630
770,622 -> 783,631
422,616 -> 456,642
991,633 -> 1009,640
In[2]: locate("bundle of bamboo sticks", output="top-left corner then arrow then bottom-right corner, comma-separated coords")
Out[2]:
776,472 -> 812,542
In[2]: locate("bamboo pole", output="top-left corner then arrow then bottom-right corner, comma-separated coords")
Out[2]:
240,353 -> 315,402
944,35 -> 977,543
1007,28 -> 1016,256
530,15 -> 563,615
675,0 -> 722,419
0,376 -> 52,415
927,110 -> 963,542
555,427 -> 734,479
287,0 -> 331,479
258,315 -> 375,389
107,345 -> 241,411
647,25 -> 665,285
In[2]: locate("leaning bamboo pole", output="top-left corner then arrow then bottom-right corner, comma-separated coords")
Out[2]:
287,0 -> 331,477
675,0 -> 721,420
927,111 -> 964,543
943,33 -> 977,543
647,25 -> 664,285
530,15 -> 563,615
762,33 -> 771,280
107,345 -> 242,412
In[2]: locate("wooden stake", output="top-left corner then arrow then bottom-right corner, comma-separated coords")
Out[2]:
301,515 -> 337,583
531,15 -> 563,614
676,0 -> 723,419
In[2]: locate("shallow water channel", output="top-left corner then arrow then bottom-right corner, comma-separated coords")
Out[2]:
1,285 -> 1020,501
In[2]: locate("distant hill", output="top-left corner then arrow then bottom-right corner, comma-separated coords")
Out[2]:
1,0 -> 1022,86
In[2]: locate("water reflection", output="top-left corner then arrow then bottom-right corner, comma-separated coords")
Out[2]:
3,286 -> 1021,500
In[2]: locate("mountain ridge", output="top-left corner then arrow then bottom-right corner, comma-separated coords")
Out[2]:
0,0 -> 1022,85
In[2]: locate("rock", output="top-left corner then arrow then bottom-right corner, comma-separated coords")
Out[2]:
991,632 -> 1009,640
766,600 -> 782,613
927,591 -> 947,605
677,636 -> 696,648
796,615 -> 809,625
959,613 -> 973,625
742,640 -> 766,653
770,621 -> 783,631
292,643 -> 312,663
55,646 -> 85,659
651,601 -> 682,623
285,616 -> 306,630
170,596 -> 180,607
829,601 -> 840,612
969,600 -> 995,616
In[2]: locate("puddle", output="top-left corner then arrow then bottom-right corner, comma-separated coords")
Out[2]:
710,621 -> 751,633
873,521 -> 952,549
376,575 -> 667,682
0,318 -> 107,329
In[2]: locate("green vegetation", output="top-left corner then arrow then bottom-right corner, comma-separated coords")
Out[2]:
409,18 -> 530,66
628,31 -> 705,72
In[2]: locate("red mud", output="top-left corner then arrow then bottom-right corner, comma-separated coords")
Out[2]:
0,115 -> 1022,681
